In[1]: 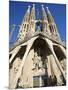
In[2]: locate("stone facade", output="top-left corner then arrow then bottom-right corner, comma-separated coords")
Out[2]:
9,4 -> 66,89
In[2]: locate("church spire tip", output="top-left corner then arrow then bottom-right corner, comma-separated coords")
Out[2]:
46,6 -> 50,12
28,5 -> 31,9
46,6 -> 49,10
41,4 -> 44,10
27,5 -> 31,12
46,6 -> 50,14
41,4 -> 44,7
32,4 -> 35,9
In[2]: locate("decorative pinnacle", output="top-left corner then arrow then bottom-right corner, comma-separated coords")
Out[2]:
42,4 -> 44,8
41,4 -> 44,10
46,6 -> 50,13
33,4 -> 35,9
46,6 -> 49,11
46,6 -> 48,9
27,5 -> 31,12
28,5 -> 31,9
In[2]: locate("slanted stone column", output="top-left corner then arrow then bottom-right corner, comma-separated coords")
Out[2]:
49,54 -> 63,85
59,45 -> 66,57
44,38 -> 66,80
10,47 -> 21,63
9,37 -> 38,89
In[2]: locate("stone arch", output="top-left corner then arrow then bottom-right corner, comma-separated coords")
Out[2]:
30,37 -> 52,87
32,37 -> 51,53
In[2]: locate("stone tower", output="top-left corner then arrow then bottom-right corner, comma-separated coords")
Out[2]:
9,4 -> 66,89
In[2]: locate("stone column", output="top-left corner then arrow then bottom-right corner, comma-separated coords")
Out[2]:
47,55 -> 52,77
59,45 -> 66,57
10,37 -> 38,89
39,76 -> 42,87
50,54 -> 63,85
10,47 -> 21,63
44,38 -> 66,80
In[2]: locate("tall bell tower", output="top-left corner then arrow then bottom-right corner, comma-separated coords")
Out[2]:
9,4 -> 66,89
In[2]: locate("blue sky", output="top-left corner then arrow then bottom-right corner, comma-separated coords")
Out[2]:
9,1 -> 66,45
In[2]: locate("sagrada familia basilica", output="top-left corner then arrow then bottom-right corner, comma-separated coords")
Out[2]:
9,4 -> 66,89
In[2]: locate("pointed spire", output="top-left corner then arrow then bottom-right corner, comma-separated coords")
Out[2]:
23,5 -> 31,22
46,6 -> 48,10
41,4 -> 44,10
30,4 -> 35,20
28,4 -> 36,35
17,5 -> 31,42
41,4 -> 48,20
33,4 -> 35,9
46,7 -> 61,41
46,6 -> 54,23
27,5 -> 31,13
41,4 -> 51,34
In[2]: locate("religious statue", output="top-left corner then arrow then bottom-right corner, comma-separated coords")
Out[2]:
33,52 -> 43,70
